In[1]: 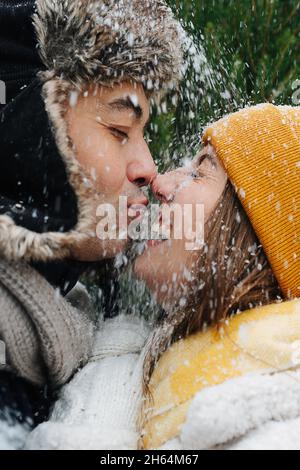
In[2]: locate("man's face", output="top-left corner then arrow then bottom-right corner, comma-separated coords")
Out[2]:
66,82 -> 157,261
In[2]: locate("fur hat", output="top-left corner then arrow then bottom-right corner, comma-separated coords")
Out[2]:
33,0 -> 183,92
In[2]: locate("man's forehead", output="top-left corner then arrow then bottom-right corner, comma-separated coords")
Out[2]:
94,86 -> 150,123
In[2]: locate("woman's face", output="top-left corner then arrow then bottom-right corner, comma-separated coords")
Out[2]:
133,145 -> 228,308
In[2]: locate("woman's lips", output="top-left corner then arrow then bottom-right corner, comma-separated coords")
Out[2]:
128,203 -> 148,221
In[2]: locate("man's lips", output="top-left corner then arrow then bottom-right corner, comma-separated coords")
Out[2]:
126,199 -> 173,245
128,196 -> 149,208
146,239 -> 168,249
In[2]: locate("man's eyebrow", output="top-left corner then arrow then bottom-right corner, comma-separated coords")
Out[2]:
108,96 -> 143,120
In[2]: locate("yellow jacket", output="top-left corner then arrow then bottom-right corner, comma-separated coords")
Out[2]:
142,299 -> 300,449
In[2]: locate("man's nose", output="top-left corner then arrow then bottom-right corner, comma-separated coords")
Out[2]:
151,174 -> 175,203
127,150 -> 157,188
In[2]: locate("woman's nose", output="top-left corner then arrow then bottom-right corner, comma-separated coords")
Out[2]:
152,174 -> 176,203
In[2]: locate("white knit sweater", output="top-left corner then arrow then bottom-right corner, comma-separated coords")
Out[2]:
26,315 -> 150,450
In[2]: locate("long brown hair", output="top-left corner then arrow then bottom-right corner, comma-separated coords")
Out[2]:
143,180 -> 283,388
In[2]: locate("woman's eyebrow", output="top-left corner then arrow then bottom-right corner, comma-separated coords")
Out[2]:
196,153 -> 216,167
108,96 -> 143,120
196,153 -> 209,166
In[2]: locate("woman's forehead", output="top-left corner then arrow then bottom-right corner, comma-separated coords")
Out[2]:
197,143 -> 216,158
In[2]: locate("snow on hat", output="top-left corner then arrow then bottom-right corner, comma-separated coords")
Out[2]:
203,104 -> 300,299
33,0 -> 183,91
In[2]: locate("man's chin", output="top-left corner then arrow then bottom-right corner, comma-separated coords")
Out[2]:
70,237 -> 129,262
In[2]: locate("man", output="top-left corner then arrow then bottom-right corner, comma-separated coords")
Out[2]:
0,0 -> 182,447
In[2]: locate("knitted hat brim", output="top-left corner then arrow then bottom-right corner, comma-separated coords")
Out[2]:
203,104 -> 300,299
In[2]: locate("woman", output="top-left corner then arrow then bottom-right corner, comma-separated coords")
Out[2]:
134,103 -> 300,450
27,103 -> 300,450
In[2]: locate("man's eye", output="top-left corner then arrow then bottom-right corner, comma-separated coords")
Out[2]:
109,127 -> 129,141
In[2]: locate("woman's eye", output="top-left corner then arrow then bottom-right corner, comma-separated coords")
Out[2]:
191,169 -> 204,179
109,127 -> 129,142
190,154 -> 209,179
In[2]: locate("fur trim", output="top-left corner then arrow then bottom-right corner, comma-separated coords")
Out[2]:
33,0 -> 183,92
0,77 -> 98,262
180,370 -> 300,450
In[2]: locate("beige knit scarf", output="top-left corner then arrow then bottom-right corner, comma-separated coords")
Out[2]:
0,258 -> 95,387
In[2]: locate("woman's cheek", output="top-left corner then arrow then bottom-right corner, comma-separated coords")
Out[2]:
187,184 -> 218,222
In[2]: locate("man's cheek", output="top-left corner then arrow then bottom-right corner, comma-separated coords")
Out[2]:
94,160 -> 126,194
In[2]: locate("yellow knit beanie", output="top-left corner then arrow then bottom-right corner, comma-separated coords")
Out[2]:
203,104 -> 300,299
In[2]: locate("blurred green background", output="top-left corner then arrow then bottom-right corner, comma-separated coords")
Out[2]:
149,0 -> 300,171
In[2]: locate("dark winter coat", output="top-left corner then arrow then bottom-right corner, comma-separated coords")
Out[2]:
0,1 -> 41,106
0,0 -> 90,430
